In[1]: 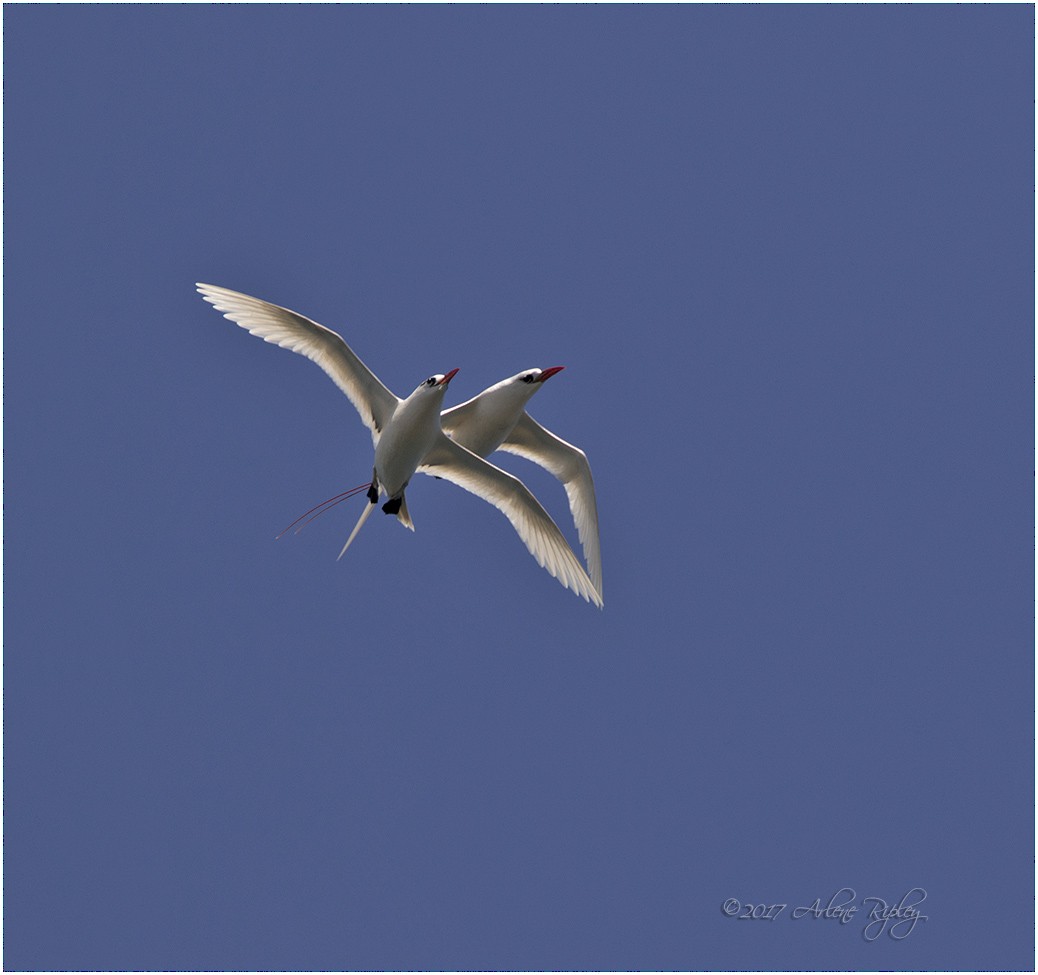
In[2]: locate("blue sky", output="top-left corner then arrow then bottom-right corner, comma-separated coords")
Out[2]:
4,5 -> 1033,971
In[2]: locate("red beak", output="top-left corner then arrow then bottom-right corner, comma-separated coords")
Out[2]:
536,366 -> 565,382
438,368 -> 459,386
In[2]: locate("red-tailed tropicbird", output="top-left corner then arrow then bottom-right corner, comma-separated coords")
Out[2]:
196,284 -> 602,607
441,369 -> 602,602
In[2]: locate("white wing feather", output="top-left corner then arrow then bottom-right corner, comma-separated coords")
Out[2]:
420,436 -> 603,608
499,413 -> 603,600
196,283 -> 399,441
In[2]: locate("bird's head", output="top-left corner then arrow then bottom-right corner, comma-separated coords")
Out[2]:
506,365 -> 565,403
413,367 -> 459,398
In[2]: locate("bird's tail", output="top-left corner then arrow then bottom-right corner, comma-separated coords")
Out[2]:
338,498 -> 377,559
395,493 -> 415,532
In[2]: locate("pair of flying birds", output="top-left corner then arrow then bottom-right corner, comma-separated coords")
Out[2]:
197,284 -> 603,608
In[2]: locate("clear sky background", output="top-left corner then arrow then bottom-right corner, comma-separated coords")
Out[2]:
4,5 -> 1033,972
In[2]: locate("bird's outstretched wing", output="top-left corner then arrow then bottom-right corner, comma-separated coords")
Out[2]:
420,436 -> 603,608
197,283 -> 399,441
499,413 -> 602,600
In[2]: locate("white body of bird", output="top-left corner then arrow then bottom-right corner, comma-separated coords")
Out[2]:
337,368 -> 457,555
374,370 -> 458,503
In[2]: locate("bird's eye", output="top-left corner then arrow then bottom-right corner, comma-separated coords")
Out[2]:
426,377 -> 437,386
520,374 -> 534,384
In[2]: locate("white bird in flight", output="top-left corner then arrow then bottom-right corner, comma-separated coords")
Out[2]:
442,369 -> 602,601
196,283 -> 602,607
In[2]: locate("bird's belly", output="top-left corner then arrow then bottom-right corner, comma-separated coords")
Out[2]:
374,423 -> 437,495
449,415 -> 515,458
